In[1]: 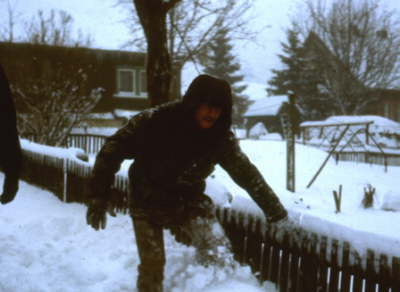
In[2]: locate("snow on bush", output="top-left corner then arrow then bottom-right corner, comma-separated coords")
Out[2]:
378,190 -> 400,212
249,122 -> 268,139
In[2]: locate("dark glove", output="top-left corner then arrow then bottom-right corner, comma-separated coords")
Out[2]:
1,174 -> 19,204
86,199 -> 108,230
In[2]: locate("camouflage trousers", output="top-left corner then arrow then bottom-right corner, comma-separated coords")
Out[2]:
130,194 -> 233,292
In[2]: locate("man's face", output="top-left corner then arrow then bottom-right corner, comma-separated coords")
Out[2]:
194,104 -> 222,129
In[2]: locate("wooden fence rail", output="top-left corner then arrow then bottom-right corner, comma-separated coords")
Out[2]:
23,134 -> 400,167
66,134 -> 107,154
335,152 -> 400,167
19,149 -> 400,292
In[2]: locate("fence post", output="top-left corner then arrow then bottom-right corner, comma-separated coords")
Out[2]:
340,241 -> 351,292
328,239 -> 339,292
392,257 -> 400,291
317,236 -> 328,291
365,249 -> 376,292
278,231 -> 290,292
63,158 -> 68,202
378,254 -> 390,292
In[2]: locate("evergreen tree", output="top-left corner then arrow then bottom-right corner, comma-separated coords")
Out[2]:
268,29 -> 329,120
203,28 -> 251,127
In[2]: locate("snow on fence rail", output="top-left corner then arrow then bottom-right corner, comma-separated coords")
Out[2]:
24,133 -> 400,167
19,148 -> 400,292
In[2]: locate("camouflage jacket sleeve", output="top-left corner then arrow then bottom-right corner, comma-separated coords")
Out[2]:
218,134 -> 288,222
90,111 -> 150,201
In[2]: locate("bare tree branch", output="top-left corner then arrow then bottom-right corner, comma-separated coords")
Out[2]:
118,0 -> 255,70
295,0 -> 400,115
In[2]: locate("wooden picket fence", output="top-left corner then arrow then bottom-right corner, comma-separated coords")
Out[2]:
218,208 -> 400,292
334,151 -> 400,167
66,134 -> 107,154
19,149 -> 400,292
24,133 -> 400,167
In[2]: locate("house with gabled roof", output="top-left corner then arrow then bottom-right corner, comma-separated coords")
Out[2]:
302,31 -> 400,122
0,42 -> 181,130
244,95 -> 301,136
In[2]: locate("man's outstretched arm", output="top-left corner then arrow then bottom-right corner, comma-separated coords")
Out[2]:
218,134 -> 288,223
87,111 -> 149,229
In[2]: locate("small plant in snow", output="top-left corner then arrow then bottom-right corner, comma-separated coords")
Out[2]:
362,184 -> 376,209
332,185 -> 343,213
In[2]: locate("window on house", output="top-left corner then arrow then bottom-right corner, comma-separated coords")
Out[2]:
383,103 -> 390,118
140,70 -> 147,94
117,69 -> 135,95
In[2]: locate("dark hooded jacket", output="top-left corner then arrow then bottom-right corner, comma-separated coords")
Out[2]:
0,63 -> 22,200
91,75 -> 287,222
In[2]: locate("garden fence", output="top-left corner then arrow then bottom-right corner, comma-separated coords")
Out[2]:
19,148 -> 400,292
24,134 -> 400,166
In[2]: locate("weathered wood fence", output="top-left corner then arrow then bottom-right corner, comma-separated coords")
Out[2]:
24,133 -> 400,167
66,134 -> 107,154
19,148 -> 400,292
334,152 -> 400,167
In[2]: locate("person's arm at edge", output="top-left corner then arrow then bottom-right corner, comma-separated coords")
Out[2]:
218,133 -> 288,223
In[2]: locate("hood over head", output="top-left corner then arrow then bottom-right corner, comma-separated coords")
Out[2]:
182,74 -> 232,134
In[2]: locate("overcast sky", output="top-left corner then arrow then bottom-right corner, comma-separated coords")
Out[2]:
1,0 -> 399,98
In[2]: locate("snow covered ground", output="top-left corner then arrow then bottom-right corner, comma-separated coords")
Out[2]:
2,138 -> 399,291
0,173 -> 276,292
211,140 -> 400,257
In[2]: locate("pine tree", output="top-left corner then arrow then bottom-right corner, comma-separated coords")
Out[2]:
203,28 -> 251,127
268,29 -> 328,120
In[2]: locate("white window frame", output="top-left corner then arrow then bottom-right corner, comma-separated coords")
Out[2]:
139,70 -> 148,98
116,68 -> 136,97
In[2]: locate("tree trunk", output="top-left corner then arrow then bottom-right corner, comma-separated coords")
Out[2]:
133,0 -> 180,106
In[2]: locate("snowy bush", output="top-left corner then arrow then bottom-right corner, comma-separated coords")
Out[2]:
249,122 -> 268,139
378,190 -> 400,212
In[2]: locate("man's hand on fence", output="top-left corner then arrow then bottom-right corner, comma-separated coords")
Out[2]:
1,175 -> 18,204
86,199 -> 108,230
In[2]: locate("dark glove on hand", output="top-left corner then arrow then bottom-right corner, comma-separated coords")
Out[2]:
1,174 -> 18,204
86,199 -> 107,230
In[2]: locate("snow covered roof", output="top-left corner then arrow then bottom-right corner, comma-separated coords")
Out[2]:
244,95 -> 288,117
301,115 -> 400,128
87,112 -> 115,120
113,109 -> 140,119
326,115 -> 400,127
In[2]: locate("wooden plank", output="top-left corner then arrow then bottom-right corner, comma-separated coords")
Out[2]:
340,241 -> 351,292
365,249 -> 376,292
392,257 -> 400,291
303,233 -> 318,292
246,217 -> 264,280
261,228 -> 273,282
378,254 -> 390,292
269,224 -> 281,284
299,233 -> 318,292
278,231 -> 291,292
328,239 -> 339,292
352,251 -> 363,292
288,232 -> 301,292
317,236 -> 328,292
